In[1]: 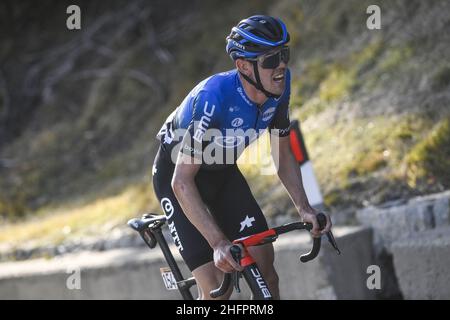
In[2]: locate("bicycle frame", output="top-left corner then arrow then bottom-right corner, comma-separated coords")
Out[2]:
128,213 -> 340,300
128,214 -> 196,300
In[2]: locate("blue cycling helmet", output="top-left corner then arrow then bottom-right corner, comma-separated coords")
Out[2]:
226,15 -> 290,60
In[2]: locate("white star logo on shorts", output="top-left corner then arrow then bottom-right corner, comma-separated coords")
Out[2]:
239,215 -> 255,232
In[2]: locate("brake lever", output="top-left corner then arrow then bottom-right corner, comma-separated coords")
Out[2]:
300,213 -> 341,262
317,213 -> 341,255
232,271 -> 241,293
326,230 -> 341,255
210,245 -> 242,298
230,245 -> 242,293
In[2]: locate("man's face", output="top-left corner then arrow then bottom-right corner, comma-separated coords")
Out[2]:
254,47 -> 289,96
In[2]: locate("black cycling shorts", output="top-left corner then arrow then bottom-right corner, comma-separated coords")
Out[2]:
152,144 -> 269,272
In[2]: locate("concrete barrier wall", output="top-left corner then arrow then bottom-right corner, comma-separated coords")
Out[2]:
391,227 -> 450,299
0,248 -> 186,299
357,190 -> 450,252
356,190 -> 450,299
274,226 -> 375,300
4,190 -> 448,300
0,226 -> 375,300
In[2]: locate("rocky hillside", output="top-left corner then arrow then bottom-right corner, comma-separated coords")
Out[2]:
0,0 -> 270,220
0,0 -> 449,250
250,0 -> 450,217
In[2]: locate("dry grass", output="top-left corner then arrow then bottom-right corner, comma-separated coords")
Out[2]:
0,182 -> 158,248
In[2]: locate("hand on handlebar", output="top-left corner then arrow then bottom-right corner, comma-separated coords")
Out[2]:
321,213 -> 332,235
213,240 -> 243,273
300,210 -> 332,237
210,217 -> 341,298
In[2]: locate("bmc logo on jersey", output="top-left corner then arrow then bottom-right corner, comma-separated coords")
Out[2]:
262,107 -> 276,121
193,101 -> 216,143
231,117 -> 244,128
214,136 -> 245,148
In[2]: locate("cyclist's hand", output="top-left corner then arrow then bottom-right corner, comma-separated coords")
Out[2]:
301,211 -> 321,238
321,212 -> 332,235
300,210 -> 332,238
213,240 -> 243,273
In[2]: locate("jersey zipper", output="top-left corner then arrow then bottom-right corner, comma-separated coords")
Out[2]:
254,107 -> 261,129
254,101 -> 266,129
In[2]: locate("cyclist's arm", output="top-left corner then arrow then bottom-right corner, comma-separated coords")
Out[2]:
171,154 -> 242,272
171,89 -> 241,272
271,135 -> 332,235
273,135 -> 314,213
171,155 -> 226,249
267,76 -> 313,218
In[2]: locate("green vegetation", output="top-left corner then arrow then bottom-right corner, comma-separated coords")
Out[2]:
319,64 -> 355,102
298,114 -> 437,209
431,65 -> 450,91
0,0 -> 448,253
406,117 -> 450,189
379,46 -> 413,73
294,39 -> 384,119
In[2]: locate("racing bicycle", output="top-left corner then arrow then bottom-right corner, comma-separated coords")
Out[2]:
127,212 -> 340,300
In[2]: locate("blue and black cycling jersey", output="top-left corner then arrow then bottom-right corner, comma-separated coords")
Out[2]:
156,68 -> 291,170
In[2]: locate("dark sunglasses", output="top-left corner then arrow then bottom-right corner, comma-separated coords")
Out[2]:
251,47 -> 290,69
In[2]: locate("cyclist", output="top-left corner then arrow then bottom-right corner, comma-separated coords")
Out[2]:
152,15 -> 332,300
